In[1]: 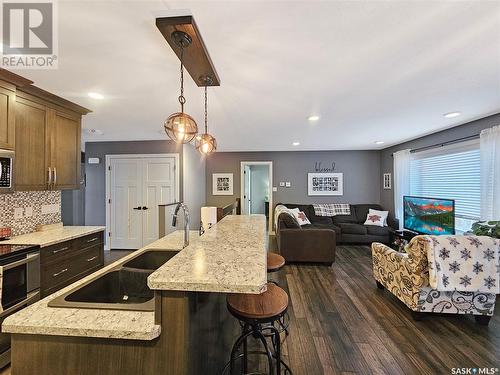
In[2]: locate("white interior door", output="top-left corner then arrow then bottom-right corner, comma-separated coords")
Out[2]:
142,158 -> 176,245
110,158 -> 143,249
109,155 -> 177,249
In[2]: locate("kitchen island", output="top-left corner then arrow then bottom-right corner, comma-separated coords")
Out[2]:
3,215 -> 267,374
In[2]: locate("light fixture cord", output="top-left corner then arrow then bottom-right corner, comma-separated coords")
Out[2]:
204,84 -> 208,133
178,46 -> 186,112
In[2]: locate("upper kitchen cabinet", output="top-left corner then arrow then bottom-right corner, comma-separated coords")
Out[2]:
0,69 -> 91,191
47,108 -> 81,189
14,93 -> 49,190
0,80 -> 16,150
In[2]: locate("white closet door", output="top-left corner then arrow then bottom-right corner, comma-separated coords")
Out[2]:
110,158 -> 143,249
141,157 -> 176,246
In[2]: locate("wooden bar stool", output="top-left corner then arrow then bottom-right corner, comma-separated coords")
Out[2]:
267,253 -> 289,336
224,283 -> 292,375
267,253 -> 285,274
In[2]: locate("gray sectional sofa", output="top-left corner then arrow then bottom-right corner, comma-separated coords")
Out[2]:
277,203 -> 398,246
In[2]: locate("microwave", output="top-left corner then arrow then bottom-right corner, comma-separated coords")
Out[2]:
0,149 -> 14,193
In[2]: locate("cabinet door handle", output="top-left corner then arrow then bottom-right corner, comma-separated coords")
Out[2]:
47,167 -> 52,188
52,246 -> 69,254
133,206 -> 142,210
86,256 -> 98,262
53,268 -> 68,277
53,167 -> 57,187
87,237 -> 98,243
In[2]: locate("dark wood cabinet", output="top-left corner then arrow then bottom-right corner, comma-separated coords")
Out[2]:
0,80 -> 16,150
40,231 -> 104,298
14,95 -> 50,190
15,90 -> 84,191
0,69 -> 90,191
48,109 -> 81,189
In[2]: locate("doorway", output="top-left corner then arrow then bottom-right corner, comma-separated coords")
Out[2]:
105,154 -> 179,249
240,161 -> 273,232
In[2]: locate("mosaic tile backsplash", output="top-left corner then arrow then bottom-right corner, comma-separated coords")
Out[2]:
0,191 -> 61,236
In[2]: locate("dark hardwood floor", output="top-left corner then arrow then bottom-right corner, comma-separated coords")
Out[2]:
1,245 -> 498,374
269,245 -> 500,375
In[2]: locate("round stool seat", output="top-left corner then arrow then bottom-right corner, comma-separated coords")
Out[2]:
267,253 -> 285,272
227,283 -> 289,321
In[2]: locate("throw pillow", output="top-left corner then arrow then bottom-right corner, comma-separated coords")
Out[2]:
279,213 -> 300,228
292,210 -> 311,226
369,208 -> 389,226
364,212 -> 385,227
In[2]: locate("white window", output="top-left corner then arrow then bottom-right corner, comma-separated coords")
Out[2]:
409,139 -> 480,233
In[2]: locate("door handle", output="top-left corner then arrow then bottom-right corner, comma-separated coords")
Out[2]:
142,206 -> 148,210
47,167 -> 52,188
133,207 -> 142,210
0,290 -> 40,318
3,252 -> 40,271
52,246 -> 69,254
53,268 -> 68,277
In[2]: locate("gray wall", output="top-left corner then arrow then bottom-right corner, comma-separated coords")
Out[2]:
84,140 -> 182,227
182,144 -> 206,230
206,151 -> 381,209
249,165 -> 269,214
380,113 -> 500,213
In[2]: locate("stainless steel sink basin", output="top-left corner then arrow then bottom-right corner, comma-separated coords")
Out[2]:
122,250 -> 177,270
48,249 -> 180,311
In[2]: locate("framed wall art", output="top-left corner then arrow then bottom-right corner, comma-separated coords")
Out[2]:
212,173 -> 234,195
383,173 -> 392,190
307,172 -> 343,196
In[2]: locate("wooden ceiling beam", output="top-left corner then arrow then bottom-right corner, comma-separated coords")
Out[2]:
156,15 -> 220,87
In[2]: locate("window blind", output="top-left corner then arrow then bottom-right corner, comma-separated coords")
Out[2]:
409,140 -> 480,220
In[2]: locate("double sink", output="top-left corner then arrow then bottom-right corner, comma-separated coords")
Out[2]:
48,249 -> 177,312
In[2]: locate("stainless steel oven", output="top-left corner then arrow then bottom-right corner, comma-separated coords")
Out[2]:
0,246 -> 40,368
0,149 -> 14,193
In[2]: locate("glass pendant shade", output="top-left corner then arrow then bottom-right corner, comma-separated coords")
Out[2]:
164,112 -> 198,144
195,133 -> 217,154
164,31 -> 198,144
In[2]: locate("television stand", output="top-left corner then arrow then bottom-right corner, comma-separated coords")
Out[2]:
396,229 -> 418,240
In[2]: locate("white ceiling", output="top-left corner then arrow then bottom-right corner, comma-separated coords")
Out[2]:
18,0 -> 500,151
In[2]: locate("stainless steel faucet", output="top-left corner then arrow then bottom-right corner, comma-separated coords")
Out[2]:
172,202 -> 190,248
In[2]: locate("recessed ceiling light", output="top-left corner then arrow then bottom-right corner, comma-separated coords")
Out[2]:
374,141 -> 385,145
443,112 -> 461,118
292,142 -> 300,146
308,115 -> 320,121
88,92 -> 104,100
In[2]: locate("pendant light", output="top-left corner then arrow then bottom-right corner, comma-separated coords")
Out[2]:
164,31 -> 198,144
195,76 -> 217,155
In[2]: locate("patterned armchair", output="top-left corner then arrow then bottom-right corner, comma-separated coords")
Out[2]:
372,236 -> 498,325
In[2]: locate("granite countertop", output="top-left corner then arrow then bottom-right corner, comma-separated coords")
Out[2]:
148,215 -> 268,294
2,230 -> 198,341
1,226 -> 105,247
2,215 -> 267,341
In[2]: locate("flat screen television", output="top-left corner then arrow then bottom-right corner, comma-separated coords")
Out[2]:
403,196 -> 455,235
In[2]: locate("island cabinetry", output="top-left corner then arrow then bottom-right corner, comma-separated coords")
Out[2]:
41,231 -> 104,297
